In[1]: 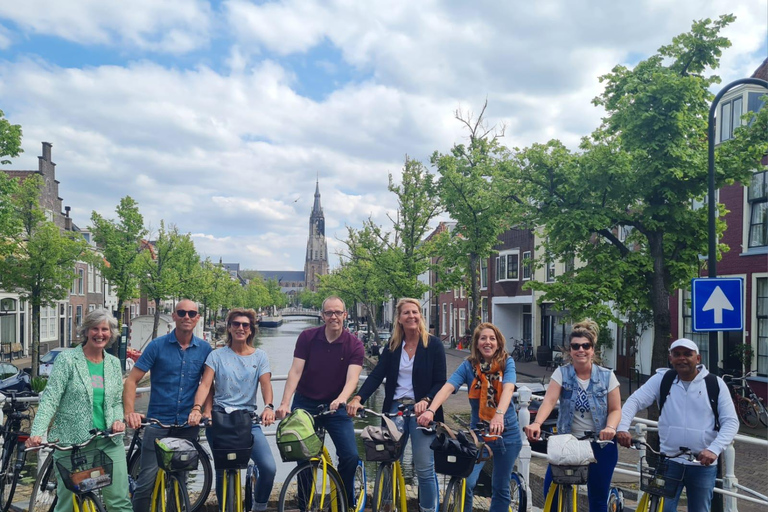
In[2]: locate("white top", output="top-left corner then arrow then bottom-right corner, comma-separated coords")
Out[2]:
552,367 -> 620,437
393,347 -> 415,400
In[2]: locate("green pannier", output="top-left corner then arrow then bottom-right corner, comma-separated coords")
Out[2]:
276,408 -> 323,462
154,437 -> 199,472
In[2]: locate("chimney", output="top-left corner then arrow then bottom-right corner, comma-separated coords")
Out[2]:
65,206 -> 71,217
42,142 -> 52,162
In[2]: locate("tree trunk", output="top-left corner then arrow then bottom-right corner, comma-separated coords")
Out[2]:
151,298 -> 161,339
30,303 -> 40,379
468,253 -> 480,335
647,232 -> 673,373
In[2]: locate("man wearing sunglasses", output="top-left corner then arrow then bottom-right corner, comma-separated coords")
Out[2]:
276,295 -> 365,507
123,299 -> 213,511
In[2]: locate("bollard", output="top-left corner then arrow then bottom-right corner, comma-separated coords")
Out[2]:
723,440 -> 739,512
516,386 -> 533,510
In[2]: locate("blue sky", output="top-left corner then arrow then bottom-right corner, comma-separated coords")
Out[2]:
0,0 -> 766,270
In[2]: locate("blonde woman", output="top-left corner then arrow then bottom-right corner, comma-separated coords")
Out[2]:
347,298 -> 446,512
523,320 -> 621,512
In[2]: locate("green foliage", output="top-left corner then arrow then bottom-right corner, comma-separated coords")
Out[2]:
91,196 -> 147,326
31,376 -> 48,393
297,289 -> 323,309
0,108 -> 22,165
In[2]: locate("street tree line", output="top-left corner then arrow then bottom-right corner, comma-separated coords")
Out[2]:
317,15 -> 768,372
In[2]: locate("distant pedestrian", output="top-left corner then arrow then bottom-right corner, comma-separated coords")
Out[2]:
523,320 -> 621,512
616,338 -> 738,512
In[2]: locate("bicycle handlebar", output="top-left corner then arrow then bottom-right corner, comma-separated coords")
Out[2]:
629,439 -> 697,460
25,429 -> 122,453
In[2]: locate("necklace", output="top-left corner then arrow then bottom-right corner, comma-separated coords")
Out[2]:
84,352 -> 103,364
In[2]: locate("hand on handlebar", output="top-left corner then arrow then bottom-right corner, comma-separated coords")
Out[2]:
25,436 -> 42,449
346,398 -> 363,417
523,422 -> 541,441
125,412 -> 144,430
616,431 -> 632,448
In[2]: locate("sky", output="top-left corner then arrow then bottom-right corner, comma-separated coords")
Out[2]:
0,1 -> 766,271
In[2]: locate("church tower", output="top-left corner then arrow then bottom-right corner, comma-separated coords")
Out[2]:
304,180 -> 329,291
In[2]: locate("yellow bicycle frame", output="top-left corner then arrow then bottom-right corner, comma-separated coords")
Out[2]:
543,483 -> 578,512
72,495 -> 102,512
636,492 -> 664,512
221,468 -> 244,512
149,468 -> 188,512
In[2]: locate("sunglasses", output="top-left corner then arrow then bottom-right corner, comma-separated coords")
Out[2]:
230,321 -> 251,329
176,309 -> 198,318
570,342 -> 592,351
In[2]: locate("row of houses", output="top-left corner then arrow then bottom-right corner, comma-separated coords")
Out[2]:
419,62 -> 767,382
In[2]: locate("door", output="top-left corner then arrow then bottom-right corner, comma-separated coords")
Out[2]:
616,324 -> 635,378
722,330 -> 743,374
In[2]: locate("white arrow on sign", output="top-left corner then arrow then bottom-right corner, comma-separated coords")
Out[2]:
702,286 -> 734,324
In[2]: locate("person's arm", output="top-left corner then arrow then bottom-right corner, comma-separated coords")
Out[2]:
188,366 -> 215,426
489,382 -> 516,434
259,372 -> 275,426
123,366 -> 148,429
347,348 -> 391,416
523,379 -> 562,441
332,364 -> 362,411
600,387 -> 622,441
276,357 -> 305,419
700,377 -> 740,464
417,381 -> 457,427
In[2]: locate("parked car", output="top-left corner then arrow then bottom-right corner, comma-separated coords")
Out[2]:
39,347 -> 69,378
0,362 -> 32,393
377,331 -> 391,343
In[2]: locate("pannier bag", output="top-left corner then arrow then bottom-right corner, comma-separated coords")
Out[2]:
277,408 -> 323,462
361,415 -> 404,462
429,422 -> 490,478
208,408 -> 255,470
154,438 -> 200,472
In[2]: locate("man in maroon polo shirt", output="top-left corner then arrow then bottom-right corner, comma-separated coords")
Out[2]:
276,295 -> 364,505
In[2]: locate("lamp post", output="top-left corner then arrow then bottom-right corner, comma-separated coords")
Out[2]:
707,77 -> 768,373
0,298 -> 17,363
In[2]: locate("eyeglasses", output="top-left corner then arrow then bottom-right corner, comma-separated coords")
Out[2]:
176,310 -> 198,318
230,321 -> 251,329
323,310 -> 345,318
570,342 -> 592,351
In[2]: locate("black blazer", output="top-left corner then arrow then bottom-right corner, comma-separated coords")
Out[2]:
357,335 -> 447,422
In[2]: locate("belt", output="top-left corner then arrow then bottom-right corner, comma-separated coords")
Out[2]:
397,398 -> 416,405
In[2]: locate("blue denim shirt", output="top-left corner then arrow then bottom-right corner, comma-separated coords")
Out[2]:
556,364 -> 611,435
135,330 -> 212,424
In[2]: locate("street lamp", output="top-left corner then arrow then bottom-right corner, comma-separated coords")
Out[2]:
0,298 -> 17,363
707,78 -> 768,372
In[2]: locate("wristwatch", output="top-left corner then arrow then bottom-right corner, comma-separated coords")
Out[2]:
265,403 -> 275,410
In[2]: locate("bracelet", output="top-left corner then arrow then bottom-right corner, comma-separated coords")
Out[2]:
425,409 -> 435,415
495,410 -> 505,415
531,421 -> 541,426
605,425 -> 616,431
191,405 -> 203,413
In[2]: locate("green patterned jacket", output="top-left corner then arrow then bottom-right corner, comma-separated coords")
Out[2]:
31,345 -> 124,445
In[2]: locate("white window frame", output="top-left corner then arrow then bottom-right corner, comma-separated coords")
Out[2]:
480,259 -> 488,290
747,170 -> 767,249
87,264 -> 94,293
496,250 -> 520,282
522,251 -> 532,280
441,303 -> 447,335
546,258 -> 556,282
459,309 -> 466,338
720,95 -> 743,142
40,305 -> 56,341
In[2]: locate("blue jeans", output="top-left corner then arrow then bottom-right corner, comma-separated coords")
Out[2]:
544,441 -> 618,512
662,461 -> 717,512
464,420 -> 523,512
391,401 -> 438,512
212,425 -> 276,511
132,426 -> 200,512
292,394 -> 360,506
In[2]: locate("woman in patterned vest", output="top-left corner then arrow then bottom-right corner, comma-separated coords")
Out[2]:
27,309 -> 132,512
523,320 -> 622,512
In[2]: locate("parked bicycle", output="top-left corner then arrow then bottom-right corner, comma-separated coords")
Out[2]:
722,371 -> 768,428
27,429 -> 122,512
628,439 -> 696,512
277,405 -> 366,512
0,391 -> 36,512
510,339 -> 534,363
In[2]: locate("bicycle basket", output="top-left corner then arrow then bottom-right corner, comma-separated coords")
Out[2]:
276,408 -> 323,462
430,424 -> 482,478
361,416 -> 404,462
56,448 -> 113,494
550,464 -> 589,485
640,457 -> 683,498
154,437 -> 200,472
211,441 -> 253,470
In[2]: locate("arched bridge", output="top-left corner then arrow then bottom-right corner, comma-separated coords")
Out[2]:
278,307 -> 322,319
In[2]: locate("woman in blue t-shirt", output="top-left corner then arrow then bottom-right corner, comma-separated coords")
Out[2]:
188,308 -> 276,511
418,322 -> 523,512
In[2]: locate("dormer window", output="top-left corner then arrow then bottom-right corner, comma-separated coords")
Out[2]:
720,96 -> 743,142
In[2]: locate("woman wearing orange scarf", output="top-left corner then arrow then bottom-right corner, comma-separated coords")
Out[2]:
418,322 -> 523,512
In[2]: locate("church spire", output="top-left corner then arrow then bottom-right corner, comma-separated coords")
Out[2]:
304,179 -> 328,292
312,179 -> 322,214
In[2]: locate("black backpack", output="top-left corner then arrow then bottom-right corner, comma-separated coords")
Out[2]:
658,369 -> 720,431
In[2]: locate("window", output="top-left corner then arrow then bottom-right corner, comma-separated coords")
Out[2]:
682,289 -> 709,364
546,258 -> 556,282
565,256 -> 575,273
76,269 -> 84,295
748,171 -> 767,248
441,303 -> 447,335
87,264 -> 94,293
496,251 -> 520,281
522,252 -> 532,280
75,305 -> 83,331
720,96 -> 743,142
459,309 -> 466,338
480,259 -> 488,290
757,278 -> 768,374
41,305 -> 56,340
481,297 -> 488,323
0,299 -> 16,345
94,268 -> 102,293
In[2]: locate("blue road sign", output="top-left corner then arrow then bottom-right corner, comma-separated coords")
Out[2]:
692,278 -> 744,332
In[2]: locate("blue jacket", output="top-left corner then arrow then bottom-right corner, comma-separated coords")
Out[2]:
556,364 -> 612,435
356,335 -> 447,421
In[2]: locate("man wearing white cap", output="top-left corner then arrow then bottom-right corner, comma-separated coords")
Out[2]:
616,338 -> 738,511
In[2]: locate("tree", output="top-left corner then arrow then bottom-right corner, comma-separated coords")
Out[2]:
0,176 -> 89,377
195,259 -> 239,328
0,108 -> 22,165
91,196 -> 147,327
431,102 -> 515,334
508,15 -> 766,371
137,222 -> 200,339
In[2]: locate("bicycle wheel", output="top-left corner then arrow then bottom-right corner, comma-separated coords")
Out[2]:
28,452 -> 57,512
441,477 -> 463,512
245,463 -> 258,512
607,487 -> 624,512
372,463 -> 395,512
737,396 -> 760,428
79,492 -> 107,512
0,440 -> 22,512
166,474 -> 192,512
509,473 -> 527,512
129,440 -> 212,512
755,398 -> 768,427
279,460 -> 348,512
512,348 -> 522,362
352,460 -> 366,512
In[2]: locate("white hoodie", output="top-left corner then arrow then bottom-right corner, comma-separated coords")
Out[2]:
618,365 -> 739,464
